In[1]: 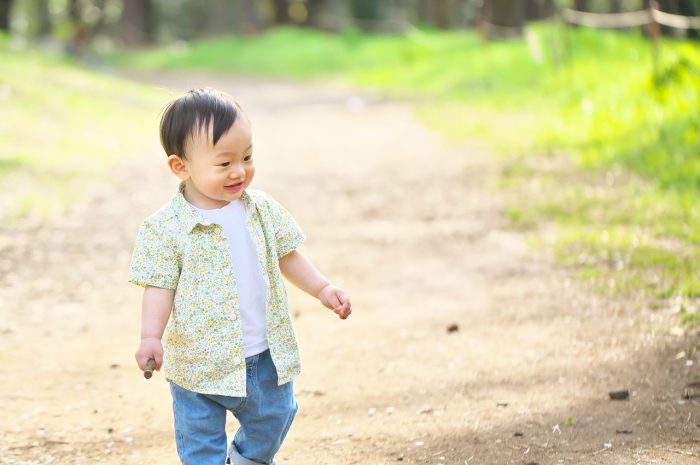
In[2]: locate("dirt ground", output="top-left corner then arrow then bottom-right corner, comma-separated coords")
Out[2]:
1,74 -> 699,465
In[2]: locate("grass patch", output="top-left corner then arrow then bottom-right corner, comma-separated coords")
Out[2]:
0,41 -> 167,220
105,25 -> 699,304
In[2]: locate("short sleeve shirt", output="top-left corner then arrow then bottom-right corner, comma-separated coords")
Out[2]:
128,182 -> 305,396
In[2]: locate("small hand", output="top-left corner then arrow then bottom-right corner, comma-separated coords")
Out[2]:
135,337 -> 164,372
318,284 -> 352,319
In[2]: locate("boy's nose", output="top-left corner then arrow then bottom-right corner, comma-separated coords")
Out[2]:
229,166 -> 245,177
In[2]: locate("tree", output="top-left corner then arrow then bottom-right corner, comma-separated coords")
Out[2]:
121,0 -> 156,46
428,0 -> 450,28
271,0 -> 290,24
573,0 -> 588,11
303,0 -> 329,28
238,0 -> 260,34
0,0 -> 13,31
188,0 -> 236,38
482,0 -> 525,38
416,0 -> 453,28
349,0 -> 380,31
33,0 -> 52,38
524,0 -> 555,20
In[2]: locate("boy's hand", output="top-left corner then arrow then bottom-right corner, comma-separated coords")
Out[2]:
318,284 -> 352,319
135,337 -> 164,372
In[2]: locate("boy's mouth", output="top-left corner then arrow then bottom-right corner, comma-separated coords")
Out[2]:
224,182 -> 244,192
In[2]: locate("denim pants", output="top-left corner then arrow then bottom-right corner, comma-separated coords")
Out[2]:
169,350 -> 298,465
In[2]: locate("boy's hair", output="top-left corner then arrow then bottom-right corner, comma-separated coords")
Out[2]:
160,88 -> 242,159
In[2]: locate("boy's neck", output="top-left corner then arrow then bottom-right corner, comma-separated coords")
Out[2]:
182,182 -> 231,210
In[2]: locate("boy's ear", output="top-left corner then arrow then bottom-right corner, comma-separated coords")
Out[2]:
167,155 -> 189,180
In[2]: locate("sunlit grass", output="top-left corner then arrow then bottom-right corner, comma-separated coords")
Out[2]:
0,41 -> 167,220
98,26 -> 700,306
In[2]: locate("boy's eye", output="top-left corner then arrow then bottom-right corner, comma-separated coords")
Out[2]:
219,162 -> 230,167
244,154 -> 253,161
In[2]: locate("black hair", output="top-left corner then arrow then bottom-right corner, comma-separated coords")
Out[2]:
159,88 -> 240,159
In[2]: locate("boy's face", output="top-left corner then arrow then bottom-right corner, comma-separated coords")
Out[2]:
169,117 -> 255,210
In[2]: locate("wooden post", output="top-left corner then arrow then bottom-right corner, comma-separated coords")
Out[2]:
650,0 -> 660,85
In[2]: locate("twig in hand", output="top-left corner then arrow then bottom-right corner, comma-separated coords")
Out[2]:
144,359 -> 156,379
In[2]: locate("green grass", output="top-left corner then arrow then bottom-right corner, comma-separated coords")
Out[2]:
107,26 -> 544,95
102,26 -> 700,311
105,24 -> 700,304
0,38 -> 167,220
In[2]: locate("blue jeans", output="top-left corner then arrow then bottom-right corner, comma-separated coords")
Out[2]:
169,350 -> 298,465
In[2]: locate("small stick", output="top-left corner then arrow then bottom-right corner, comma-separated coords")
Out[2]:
144,359 -> 156,379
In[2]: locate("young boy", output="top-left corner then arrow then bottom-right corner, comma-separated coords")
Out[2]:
128,88 -> 352,465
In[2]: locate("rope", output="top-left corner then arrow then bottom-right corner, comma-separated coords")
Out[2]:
561,7 -> 699,30
561,8 -> 651,28
652,8 -> 700,29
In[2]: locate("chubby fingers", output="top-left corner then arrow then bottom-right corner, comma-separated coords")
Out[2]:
136,354 -> 159,371
334,293 -> 352,319
135,344 -> 163,371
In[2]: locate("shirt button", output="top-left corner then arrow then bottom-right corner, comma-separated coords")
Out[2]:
230,312 -> 239,321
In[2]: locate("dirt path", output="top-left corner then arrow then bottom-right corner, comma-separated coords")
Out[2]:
1,74 -> 698,465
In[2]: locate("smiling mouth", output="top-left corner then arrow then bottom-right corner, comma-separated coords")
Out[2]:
224,182 -> 244,191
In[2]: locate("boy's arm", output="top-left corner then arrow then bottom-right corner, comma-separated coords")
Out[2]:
134,285 -> 174,371
279,250 -> 352,319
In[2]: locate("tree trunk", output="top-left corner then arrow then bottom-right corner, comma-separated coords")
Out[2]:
91,0 -> 109,36
349,0 -> 381,31
121,0 -> 156,46
0,0 -> 10,31
524,0 -> 555,20
271,0 -> 290,24
573,0 -> 588,11
490,0 -> 523,26
486,0 -> 524,37
204,0 -> 234,36
524,0 -> 539,20
429,0 -> 450,28
238,0 -> 260,34
33,0 -> 52,37
66,0 -> 89,56
416,0 -> 430,24
302,0 -> 328,28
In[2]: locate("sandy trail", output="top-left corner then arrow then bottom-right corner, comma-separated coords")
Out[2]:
0,74 -> 698,465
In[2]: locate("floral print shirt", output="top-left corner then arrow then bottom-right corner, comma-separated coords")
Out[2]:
128,183 -> 305,396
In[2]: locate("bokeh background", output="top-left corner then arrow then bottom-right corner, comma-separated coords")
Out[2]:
1,1 -> 699,464
2,0 -> 699,300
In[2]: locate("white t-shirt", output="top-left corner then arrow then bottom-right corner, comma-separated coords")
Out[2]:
195,200 -> 268,357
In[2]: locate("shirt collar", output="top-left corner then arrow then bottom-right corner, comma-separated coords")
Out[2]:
172,181 -> 254,233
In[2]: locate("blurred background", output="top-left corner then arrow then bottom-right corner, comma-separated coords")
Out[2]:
1,1 -> 699,463
2,0 -> 700,48
1,0 -> 698,302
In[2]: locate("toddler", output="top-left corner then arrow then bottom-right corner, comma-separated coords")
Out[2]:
128,88 -> 352,465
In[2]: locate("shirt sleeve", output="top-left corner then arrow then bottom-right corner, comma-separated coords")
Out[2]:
266,195 -> 306,259
127,219 -> 181,289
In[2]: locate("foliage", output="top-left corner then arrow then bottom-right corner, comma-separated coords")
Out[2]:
518,27 -> 700,301
105,25 -> 700,303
